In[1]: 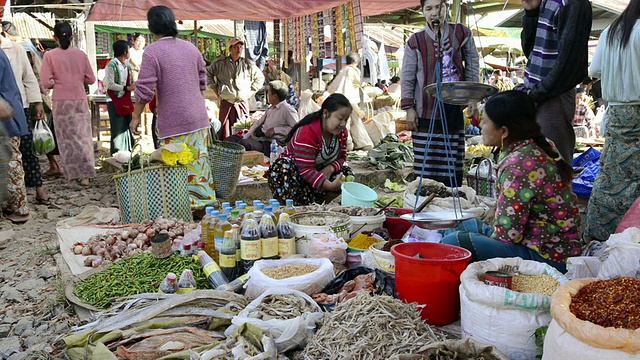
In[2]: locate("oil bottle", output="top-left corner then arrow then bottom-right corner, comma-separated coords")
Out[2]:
284,199 -> 296,216
277,213 -> 296,256
220,230 -> 237,280
260,206 -> 279,259
240,218 -> 261,273
212,213 -> 231,263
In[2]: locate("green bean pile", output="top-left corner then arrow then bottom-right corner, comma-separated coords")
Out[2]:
73,253 -> 211,309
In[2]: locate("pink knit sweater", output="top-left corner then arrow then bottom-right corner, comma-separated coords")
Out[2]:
134,37 -> 209,139
40,48 -> 95,101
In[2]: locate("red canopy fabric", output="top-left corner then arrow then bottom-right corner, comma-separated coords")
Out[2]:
87,0 -> 420,22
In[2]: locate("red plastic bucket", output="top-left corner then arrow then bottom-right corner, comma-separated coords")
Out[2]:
391,242 -> 471,325
383,208 -> 413,239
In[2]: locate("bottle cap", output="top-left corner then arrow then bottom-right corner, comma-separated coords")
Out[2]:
219,214 -> 228,221
239,203 -> 247,209
257,203 -> 265,210
272,202 -> 280,209
183,243 -> 191,250
221,202 -> 230,208
231,209 -> 239,216
235,201 -> 243,207
212,210 -> 220,216
265,206 -> 273,213
166,272 -> 177,282
205,206 -> 214,213
253,200 -> 261,206
286,199 -> 294,206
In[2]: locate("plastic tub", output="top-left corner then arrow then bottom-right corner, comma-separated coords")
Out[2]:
384,208 -> 413,239
290,211 -> 351,255
330,206 -> 386,237
370,242 -> 395,274
341,182 -> 378,207
391,242 -> 471,325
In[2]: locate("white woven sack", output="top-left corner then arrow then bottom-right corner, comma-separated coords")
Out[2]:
245,258 -> 334,300
459,257 -> 568,360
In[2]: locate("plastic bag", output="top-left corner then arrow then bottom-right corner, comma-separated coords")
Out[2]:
460,257 -> 568,360
572,147 -> 601,199
297,89 -> 320,119
542,278 -> 640,359
32,119 -> 55,155
401,225 -> 442,243
615,196 -> 640,233
597,227 -> 640,279
244,258 -> 334,300
309,233 -> 347,265
226,288 -> 323,353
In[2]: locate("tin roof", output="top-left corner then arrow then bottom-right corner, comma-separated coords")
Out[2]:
3,13 -> 54,39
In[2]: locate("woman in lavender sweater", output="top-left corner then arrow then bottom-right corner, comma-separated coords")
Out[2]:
130,6 -> 217,210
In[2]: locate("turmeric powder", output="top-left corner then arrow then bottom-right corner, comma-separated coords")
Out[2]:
348,234 -> 382,250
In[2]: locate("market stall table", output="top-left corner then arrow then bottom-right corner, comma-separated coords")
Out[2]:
88,94 -> 144,142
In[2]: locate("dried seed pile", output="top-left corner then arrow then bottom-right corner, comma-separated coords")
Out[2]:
248,294 -> 318,321
570,277 -> 640,330
511,275 -> 559,297
261,265 -> 320,280
303,293 -> 447,359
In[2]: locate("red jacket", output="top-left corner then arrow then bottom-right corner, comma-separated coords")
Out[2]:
282,117 -> 348,189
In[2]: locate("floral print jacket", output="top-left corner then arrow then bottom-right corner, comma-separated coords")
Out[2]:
493,139 -> 582,263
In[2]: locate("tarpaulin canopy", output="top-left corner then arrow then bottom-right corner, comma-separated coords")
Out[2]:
87,0 -> 421,22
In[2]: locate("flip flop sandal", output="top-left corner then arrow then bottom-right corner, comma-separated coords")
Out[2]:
36,196 -> 51,205
6,213 -> 32,224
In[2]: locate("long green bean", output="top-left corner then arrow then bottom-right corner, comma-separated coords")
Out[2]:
73,253 -> 211,309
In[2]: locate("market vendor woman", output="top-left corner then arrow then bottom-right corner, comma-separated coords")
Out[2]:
268,93 -> 354,205
442,91 -> 582,272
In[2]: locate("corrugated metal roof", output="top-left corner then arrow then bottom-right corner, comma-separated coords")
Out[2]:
593,0 -> 628,14
3,13 -> 54,39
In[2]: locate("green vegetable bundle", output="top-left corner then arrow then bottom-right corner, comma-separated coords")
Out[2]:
368,134 -> 413,170
73,253 -> 211,309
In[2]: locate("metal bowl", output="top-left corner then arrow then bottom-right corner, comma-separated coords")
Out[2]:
424,81 -> 499,105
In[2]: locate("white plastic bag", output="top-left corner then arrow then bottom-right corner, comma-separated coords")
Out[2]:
226,288 -> 324,353
542,278 -> 640,360
309,233 -> 347,265
298,89 -> 320,119
460,257 -> 568,360
245,258 -> 334,300
597,227 -> 640,279
32,119 -> 55,155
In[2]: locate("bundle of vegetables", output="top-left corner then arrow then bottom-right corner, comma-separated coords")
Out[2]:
72,218 -> 197,268
73,253 -> 210,309
368,134 -> 413,170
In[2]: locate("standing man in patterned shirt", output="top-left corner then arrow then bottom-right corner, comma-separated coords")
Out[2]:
519,0 -> 592,163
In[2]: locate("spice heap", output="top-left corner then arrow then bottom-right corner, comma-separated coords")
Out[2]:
570,277 -> 640,330
74,253 -> 210,309
304,293 -> 447,359
260,264 -> 320,280
348,234 -> 382,250
511,275 -> 559,297
248,294 -> 318,321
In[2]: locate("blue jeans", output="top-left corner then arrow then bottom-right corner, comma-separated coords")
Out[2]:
441,219 -> 567,273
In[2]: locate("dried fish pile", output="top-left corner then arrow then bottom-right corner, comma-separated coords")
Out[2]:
248,294 -> 318,321
426,349 -> 491,360
199,334 -> 276,360
261,265 -> 320,280
303,293 -> 447,359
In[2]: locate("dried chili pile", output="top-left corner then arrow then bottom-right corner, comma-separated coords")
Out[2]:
570,277 -> 640,330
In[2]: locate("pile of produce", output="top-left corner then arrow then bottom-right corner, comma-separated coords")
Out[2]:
261,265 -> 320,280
247,294 -> 319,321
466,145 -> 494,158
330,206 -> 379,217
348,234 -> 383,250
73,253 -> 210,309
368,134 -> 414,170
570,277 -> 640,329
511,275 -> 559,296
416,182 -> 467,199
72,218 -> 197,267
304,293 -> 447,358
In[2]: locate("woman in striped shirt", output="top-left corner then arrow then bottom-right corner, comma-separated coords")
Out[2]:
268,94 -> 354,205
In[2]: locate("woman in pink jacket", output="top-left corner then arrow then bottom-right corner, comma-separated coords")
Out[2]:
40,22 -> 96,188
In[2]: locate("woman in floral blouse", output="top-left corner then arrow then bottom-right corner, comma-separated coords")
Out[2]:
442,91 -> 582,272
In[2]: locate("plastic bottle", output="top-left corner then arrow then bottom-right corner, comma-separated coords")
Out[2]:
159,272 -> 178,294
213,214 -> 231,263
254,203 -> 265,223
180,241 -> 193,257
205,210 -> 219,259
237,203 -> 247,220
240,211 -> 255,232
224,206 -> 233,215
241,218 -> 261,273
229,210 -> 241,227
172,239 -> 182,255
217,273 -> 249,292
196,251 -> 229,289
270,139 -> 279,164
284,199 -> 297,216
200,206 -> 214,246
260,206 -> 279,259
271,202 -> 282,225
277,213 -> 296,257
231,224 -> 242,275
221,202 -> 231,210
220,230 -> 237,280
269,198 -> 279,206
235,200 -> 243,209
252,200 -> 261,208
177,269 -> 197,294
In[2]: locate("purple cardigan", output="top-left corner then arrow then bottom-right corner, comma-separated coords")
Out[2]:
135,37 -> 209,139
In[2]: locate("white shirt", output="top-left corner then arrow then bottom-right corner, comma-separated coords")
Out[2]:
129,47 -> 144,70
590,21 -> 640,105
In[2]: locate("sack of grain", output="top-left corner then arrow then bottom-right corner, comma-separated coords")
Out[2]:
460,257 -> 568,360
245,258 -> 334,300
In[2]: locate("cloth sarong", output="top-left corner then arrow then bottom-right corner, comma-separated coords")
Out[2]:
51,99 -> 96,180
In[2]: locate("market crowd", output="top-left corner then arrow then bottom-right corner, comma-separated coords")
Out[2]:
1,0 -> 640,275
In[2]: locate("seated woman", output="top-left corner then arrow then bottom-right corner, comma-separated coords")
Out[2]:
268,93 -> 354,205
442,91 -> 582,272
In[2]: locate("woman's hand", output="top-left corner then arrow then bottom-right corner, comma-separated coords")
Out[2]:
522,0 -> 542,11
320,165 -> 334,179
322,178 -> 343,192
405,108 -> 418,131
130,111 -> 142,135
126,84 -> 136,92
34,103 -> 45,120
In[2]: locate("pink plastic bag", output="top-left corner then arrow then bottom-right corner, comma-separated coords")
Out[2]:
615,196 -> 640,233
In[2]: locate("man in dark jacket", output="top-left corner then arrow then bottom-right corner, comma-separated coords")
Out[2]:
519,0 -> 592,162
